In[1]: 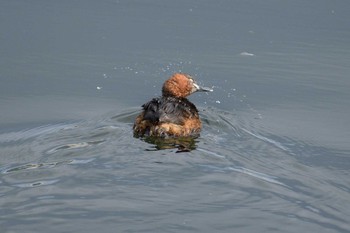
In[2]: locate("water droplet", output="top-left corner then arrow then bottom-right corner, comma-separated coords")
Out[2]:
240,52 -> 255,56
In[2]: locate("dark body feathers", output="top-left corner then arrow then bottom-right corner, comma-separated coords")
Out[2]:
142,96 -> 199,125
133,96 -> 201,137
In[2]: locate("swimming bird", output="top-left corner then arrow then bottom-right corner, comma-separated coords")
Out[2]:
133,73 -> 212,138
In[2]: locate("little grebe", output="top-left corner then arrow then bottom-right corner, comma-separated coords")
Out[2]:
133,73 -> 212,137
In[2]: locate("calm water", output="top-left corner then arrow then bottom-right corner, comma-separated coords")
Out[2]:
1,1 -> 350,232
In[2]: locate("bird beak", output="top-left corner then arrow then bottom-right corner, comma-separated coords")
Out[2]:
193,83 -> 213,92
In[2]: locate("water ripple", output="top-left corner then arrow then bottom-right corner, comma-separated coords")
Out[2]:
14,179 -> 59,188
0,107 -> 349,233
45,140 -> 105,155
1,158 -> 95,175
225,166 -> 288,187
0,123 -> 77,144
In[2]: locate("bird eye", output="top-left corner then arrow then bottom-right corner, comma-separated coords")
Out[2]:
187,75 -> 194,82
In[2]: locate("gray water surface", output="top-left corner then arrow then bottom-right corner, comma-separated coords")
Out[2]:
1,1 -> 350,233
